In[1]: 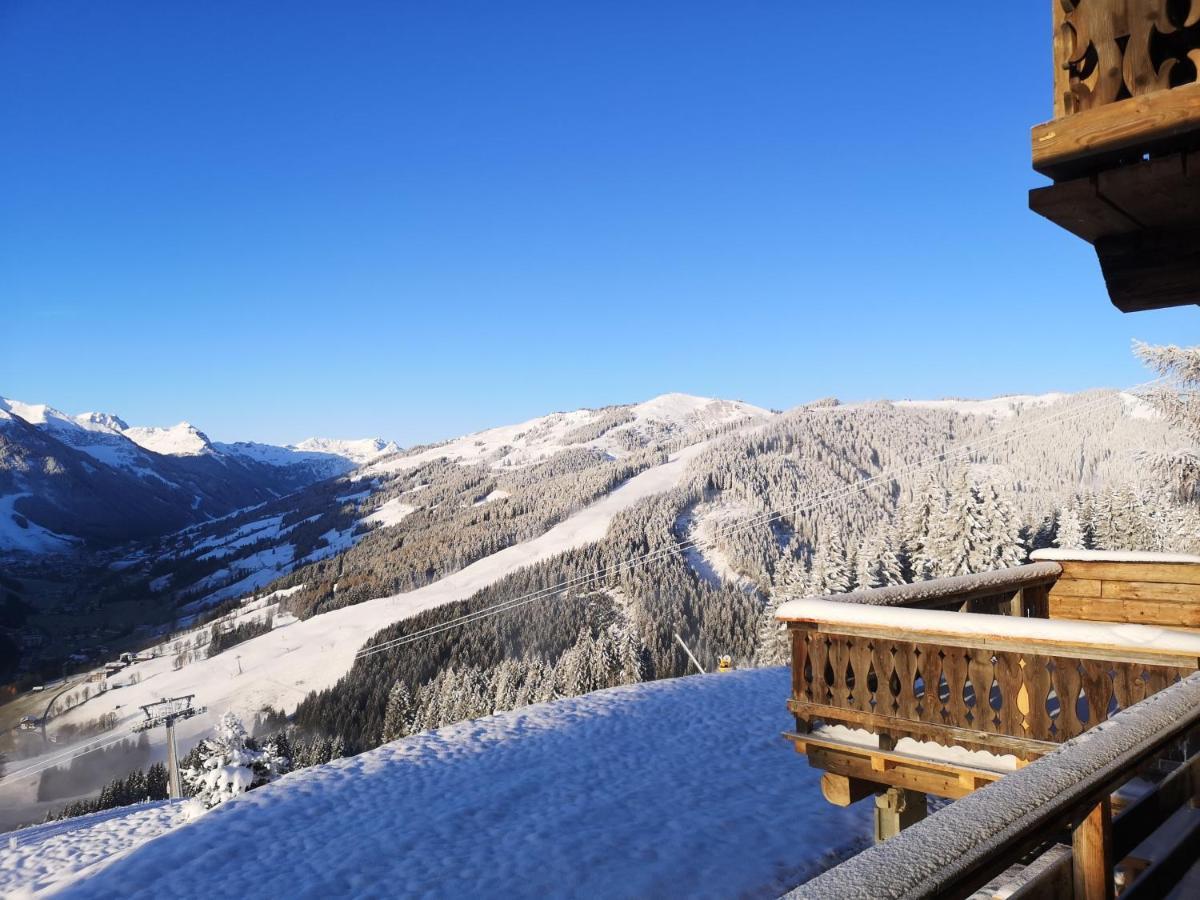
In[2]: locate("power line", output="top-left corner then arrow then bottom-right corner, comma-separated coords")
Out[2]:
354,384 -> 1158,662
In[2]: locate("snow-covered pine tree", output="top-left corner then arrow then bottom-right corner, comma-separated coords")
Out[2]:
979,481 -> 1027,570
932,471 -> 991,576
855,522 -> 906,588
183,712 -> 276,808
808,521 -> 853,595
381,680 -> 415,742
1134,341 -> 1200,501
752,592 -> 789,667
1055,502 -> 1086,549
902,471 -> 947,580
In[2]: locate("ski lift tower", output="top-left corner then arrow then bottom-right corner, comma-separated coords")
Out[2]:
134,695 -> 206,799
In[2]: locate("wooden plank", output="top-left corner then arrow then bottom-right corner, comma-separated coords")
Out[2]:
809,621 -> 1200,668
1049,578 -> 1103,598
1049,595 -> 1200,628
1096,153 -> 1200,230
1112,753 -> 1200,859
804,744 -> 978,801
1032,81 -> 1200,178
1029,179 -> 1141,243
786,699 -> 1056,759
1120,814 -> 1200,900
1071,798 -> 1114,900
1100,580 -> 1200,602
1058,560 -> 1200,586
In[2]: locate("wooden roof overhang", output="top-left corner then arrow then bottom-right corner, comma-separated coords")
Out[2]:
1030,1 -> 1200,312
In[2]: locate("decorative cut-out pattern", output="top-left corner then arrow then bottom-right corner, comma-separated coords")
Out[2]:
1057,0 -> 1200,114
789,630 -> 1192,754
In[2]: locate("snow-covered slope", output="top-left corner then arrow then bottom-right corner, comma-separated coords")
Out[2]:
121,422 -> 213,456
35,444 -> 712,753
365,392 -> 773,475
2,670 -> 870,899
894,392 -> 1070,419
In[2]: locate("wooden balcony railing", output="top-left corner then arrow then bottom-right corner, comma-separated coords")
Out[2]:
1035,0 -> 1200,177
778,553 -> 1200,773
792,672 -> 1200,900
781,598 -> 1200,761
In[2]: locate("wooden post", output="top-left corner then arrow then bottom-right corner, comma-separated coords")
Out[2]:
874,787 -> 927,843
1072,798 -> 1114,900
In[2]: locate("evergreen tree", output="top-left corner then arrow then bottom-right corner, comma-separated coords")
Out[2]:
1055,503 -> 1086,549
183,712 -> 277,808
1134,341 -> 1200,501
381,680 -> 415,743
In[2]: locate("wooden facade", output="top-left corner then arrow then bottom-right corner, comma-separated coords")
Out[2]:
1030,1 -> 1200,312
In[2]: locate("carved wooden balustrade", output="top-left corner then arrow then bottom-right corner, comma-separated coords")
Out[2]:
789,623 -> 1195,760
778,559 -> 1200,764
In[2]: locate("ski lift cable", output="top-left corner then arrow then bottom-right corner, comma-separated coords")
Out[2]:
0,727 -> 141,785
354,383 -> 1160,661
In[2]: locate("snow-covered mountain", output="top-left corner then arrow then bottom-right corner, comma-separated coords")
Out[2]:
0,396 -> 398,553
366,392 -> 772,475
1,386 -> 1186,838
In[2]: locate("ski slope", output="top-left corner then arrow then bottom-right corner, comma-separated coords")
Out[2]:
2,669 -> 872,899
2,441 -> 718,818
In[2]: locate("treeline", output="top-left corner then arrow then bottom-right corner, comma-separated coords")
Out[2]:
52,763 -> 169,820
208,613 -> 273,656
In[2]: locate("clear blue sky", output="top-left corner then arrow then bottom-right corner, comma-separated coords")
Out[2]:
1,2 -> 1191,446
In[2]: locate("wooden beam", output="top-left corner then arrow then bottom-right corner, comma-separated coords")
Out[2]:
785,701 -> 1057,759
1028,179 -> 1141,243
1096,226 -> 1200,313
1072,799 -> 1114,900
1032,82 -> 1200,179
820,772 -> 876,807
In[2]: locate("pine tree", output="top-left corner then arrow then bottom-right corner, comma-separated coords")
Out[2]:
381,680 -> 415,742
903,471 -> 947,580
809,522 -> 853,595
183,712 -> 276,808
1055,503 -> 1086,549
752,593 -> 789,667
1134,341 -> 1200,501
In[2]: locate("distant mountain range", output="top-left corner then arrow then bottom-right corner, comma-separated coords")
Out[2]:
0,396 -> 399,552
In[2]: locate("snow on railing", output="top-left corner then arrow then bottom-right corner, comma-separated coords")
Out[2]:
1031,549 -> 1200,565
777,562 -> 1062,611
774,599 -> 1200,664
791,672 -> 1200,900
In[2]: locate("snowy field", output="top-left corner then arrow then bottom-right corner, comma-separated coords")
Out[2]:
1,669 -> 872,899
